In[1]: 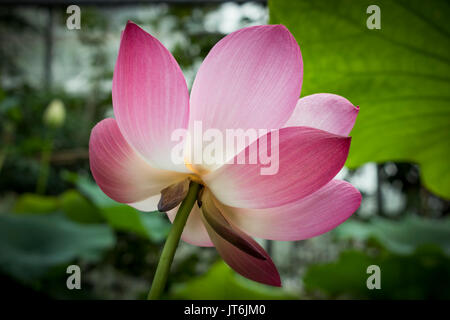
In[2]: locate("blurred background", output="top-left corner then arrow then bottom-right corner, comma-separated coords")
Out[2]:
0,0 -> 449,299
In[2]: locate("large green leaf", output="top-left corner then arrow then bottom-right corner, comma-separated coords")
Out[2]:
270,0 -> 450,198
75,175 -> 116,208
74,175 -> 171,242
0,213 -> 115,282
101,205 -> 170,242
170,261 -> 298,300
13,193 -> 59,214
13,190 -> 104,224
13,175 -> 171,242
59,190 -> 104,224
335,215 -> 450,255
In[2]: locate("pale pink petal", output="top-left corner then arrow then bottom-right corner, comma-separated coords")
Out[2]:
219,180 -> 361,241
284,94 -> 359,136
200,193 -> 281,286
204,126 -> 351,209
167,204 -> 213,247
89,118 -> 186,206
113,21 -> 189,172
129,194 -> 161,212
189,24 -> 302,138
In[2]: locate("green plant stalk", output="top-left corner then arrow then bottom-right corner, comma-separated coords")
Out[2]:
36,139 -> 54,195
148,181 -> 201,300
0,146 -> 8,174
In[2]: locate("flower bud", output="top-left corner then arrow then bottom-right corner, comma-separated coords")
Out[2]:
43,99 -> 66,128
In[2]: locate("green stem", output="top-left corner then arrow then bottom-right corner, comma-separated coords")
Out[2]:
36,139 -> 53,195
147,181 -> 201,300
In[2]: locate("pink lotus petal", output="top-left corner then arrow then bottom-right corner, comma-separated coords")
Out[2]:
201,189 -> 266,259
89,118 -> 186,206
167,203 -> 213,247
113,21 -> 190,172
284,93 -> 359,136
200,191 -> 281,286
220,180 -> 361,241
189,24 -> 302,137
204,126 -> 351,209
129,194 -> 161,212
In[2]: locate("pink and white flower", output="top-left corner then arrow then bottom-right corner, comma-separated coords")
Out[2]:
89,22 -> 361,286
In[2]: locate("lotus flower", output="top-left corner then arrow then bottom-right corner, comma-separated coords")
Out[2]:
89,21 -> 361,286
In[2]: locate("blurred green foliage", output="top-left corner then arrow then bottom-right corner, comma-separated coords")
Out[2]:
72,174 -> 171,242
13,190 -> 104,224
304,246 -> 450,299
0,213 -> 115,282
14,193 -> 59,214
59,190 -> 104,224
304,216 -> 450,299
0,86 -> 111,194
336,215 -> 450,255
270,0 -> 450,199
170,261 -> 298,300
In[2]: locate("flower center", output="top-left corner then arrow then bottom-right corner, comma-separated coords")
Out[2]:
184,158 -> 210,182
